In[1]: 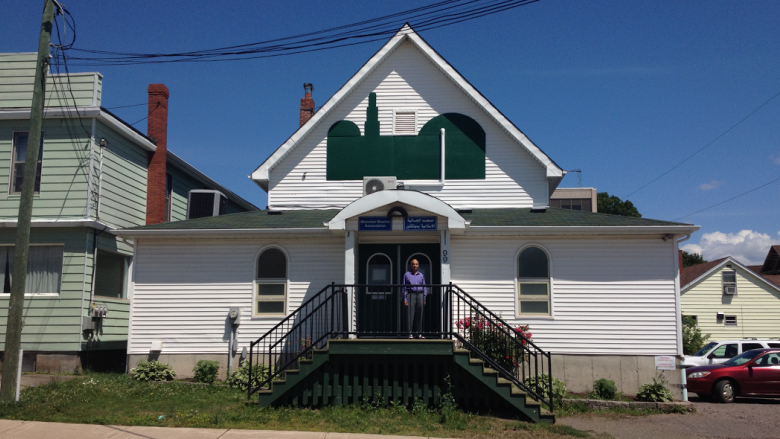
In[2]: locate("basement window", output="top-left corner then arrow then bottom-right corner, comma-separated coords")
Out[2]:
393,111 -> 417,135
724,315 -> 737,327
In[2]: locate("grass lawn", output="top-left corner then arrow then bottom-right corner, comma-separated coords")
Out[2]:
0,373 -> 596,438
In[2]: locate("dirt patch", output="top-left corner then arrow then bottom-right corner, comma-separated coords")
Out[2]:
558,396 -> 780,439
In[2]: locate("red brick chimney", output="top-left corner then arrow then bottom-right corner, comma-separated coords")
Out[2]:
299,83 -> 314,127
146,84 -> 169,225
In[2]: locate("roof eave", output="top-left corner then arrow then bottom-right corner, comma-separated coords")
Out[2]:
465,225 -> 699,236
681,256 -> 780,293
116,227 -> 331,239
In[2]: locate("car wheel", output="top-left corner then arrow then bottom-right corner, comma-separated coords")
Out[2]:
714,380 -> 735,403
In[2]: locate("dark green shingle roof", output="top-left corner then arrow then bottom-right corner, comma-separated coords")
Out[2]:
460,208 -> 688,227
125,207 -> 688,231
130,209 -> 339,230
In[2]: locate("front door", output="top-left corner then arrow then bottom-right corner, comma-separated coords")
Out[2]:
357,243 -> 440,337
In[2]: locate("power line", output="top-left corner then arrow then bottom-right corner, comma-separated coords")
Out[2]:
674,175 -> 780,221
65,0 -> 541,66
625,88 -> 780,199
105,103 -> 147,110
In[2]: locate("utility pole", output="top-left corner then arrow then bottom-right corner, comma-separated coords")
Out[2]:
0,0 -> 55,401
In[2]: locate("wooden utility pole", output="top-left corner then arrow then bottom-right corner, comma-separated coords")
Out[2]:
0,0 -> 55,401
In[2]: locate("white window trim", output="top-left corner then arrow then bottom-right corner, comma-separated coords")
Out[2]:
514,244 -> 554,319
0,243 -> 64,296
392,109 -> 418,135
252,245 -> 289,318
721,269 -> 737,295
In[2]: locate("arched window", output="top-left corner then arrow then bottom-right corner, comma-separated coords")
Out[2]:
255,248 -> 287,315
367,253 -> 392,296
517,246 -> 550,316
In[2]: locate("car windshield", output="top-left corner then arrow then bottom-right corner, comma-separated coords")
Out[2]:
692,342 -> 718,357
724,350 -> 764,366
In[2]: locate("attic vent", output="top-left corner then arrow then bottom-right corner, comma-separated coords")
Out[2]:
394,111 -> 416,135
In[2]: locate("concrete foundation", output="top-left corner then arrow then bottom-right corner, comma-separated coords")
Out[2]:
129,353 -> 242,380
553,354 -> 683,400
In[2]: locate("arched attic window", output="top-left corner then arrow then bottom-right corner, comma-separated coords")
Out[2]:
517,246 -> 550,316
255,248 -> 287,316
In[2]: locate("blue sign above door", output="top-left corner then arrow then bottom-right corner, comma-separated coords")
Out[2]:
403,216 -> 438,231
358,216 -> 392,231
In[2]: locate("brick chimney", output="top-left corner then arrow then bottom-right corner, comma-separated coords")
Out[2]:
146,84 -> 169,225
299,83 -> 314,127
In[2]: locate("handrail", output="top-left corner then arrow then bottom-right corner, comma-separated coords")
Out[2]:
247,283 -> 554,412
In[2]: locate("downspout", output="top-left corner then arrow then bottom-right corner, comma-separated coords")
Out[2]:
676,233 -> 691,402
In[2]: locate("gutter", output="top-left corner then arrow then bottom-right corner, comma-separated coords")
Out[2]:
115,227 -> 331,239
465,225 -> 700,236
0,219 -> 114,232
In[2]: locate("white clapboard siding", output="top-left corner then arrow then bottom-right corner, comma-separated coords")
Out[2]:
450,236 -> 678,355
130,237 -> 343,355
268,40 -> 548,210
681,264 -> 780,340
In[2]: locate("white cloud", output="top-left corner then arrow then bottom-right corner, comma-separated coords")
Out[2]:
681,230 -> 780,265
698,180 -> 721,191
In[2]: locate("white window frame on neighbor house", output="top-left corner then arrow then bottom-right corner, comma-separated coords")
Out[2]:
253,245 -> 288,317
392,109 -> 418,135
515,244 -> 553,318
721,269 -> 737,295
0,243 -> 64,296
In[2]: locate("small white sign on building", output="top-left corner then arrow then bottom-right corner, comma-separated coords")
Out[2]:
655,355 -> 676,370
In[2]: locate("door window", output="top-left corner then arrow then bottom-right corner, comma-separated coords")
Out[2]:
367,253 -> 392,297
751,353 -> 780,367
711,343 -> 738,358
405,253 -> 431,286
742,343 -> 764,352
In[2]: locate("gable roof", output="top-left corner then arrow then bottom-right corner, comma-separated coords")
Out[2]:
760,245 -> 780,275
250,24 -> 564,191
681,256 -> 780,293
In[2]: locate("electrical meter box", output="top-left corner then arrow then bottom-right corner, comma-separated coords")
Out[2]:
228,307 -> 241,325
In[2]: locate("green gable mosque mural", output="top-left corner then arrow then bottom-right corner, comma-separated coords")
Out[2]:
326,93 -> 486,180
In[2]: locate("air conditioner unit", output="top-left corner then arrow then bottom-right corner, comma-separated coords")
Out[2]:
187,189 -> 227,219
363,176 -> 397,196
723,285 -> 736,295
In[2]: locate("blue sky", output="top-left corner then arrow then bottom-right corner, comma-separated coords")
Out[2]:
3,1 -> 779,263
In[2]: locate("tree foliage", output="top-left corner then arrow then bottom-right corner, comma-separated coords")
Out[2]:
682,315 -> 710,355
597,192 -> 641,217
682,251 -> 706,267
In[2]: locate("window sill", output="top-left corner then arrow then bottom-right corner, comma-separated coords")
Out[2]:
93,296 -> 129,302
515,315 -> 554,320
251,314 -> 287,319
0,293 -> 59,297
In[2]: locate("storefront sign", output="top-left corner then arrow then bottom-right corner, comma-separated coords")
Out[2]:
358,216 -> 392,231
403,216 -> 438,231
654,355 -> 676,370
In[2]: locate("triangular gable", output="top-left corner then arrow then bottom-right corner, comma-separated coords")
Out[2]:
760,245 -> 780,274
251,24 -> 564,191
681,256 -> 780,293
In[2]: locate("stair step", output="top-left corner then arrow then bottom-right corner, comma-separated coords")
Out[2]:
468,358 -> 484,365
482,367 -> 498,375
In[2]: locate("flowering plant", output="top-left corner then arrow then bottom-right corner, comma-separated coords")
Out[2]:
457,315 -> 533,372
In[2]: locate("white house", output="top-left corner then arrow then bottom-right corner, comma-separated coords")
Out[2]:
118,25 -> 698,405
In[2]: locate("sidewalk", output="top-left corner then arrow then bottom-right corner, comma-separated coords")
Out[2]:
0,420 -> 451,439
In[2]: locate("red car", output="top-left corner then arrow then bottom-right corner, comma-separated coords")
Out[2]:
687,348 -> 780,403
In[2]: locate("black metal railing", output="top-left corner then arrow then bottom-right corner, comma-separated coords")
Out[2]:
248,283 -> 553,411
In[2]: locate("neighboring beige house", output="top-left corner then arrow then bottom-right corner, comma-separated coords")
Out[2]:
680,246 -> 780,340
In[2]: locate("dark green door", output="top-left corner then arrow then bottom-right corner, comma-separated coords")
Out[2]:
357,243 -> 440,337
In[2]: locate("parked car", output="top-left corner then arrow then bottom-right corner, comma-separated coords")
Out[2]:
682,339 -> 780,367
686,348 -> 780,402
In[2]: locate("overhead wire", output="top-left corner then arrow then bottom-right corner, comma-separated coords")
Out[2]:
674,175 -> 780,221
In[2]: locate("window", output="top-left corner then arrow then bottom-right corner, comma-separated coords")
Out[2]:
550,198 -> 592,212
255,248 -> 287,315
711,343 -> 738,359
768,343 -> 780,348
517,246 -> 550,316
0,245 -> 63,295
725,315 -> 737,327
94,249 -> 129,299
742,343 -> 763,352
751,353 -> 780,367
164,173 -> 173,222
367,254 -> 392,297
722,270 -> 737,295
393,111 -> 417,135
10,132 -> 44,194
187,190 -> 227,219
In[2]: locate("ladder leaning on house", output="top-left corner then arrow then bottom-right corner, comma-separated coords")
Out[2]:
246,283 -> 555,423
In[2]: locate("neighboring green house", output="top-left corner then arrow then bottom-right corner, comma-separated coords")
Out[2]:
0,53 -> 257,372
681,246 -> 780,340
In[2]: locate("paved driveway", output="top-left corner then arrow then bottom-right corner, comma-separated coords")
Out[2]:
558,397 -> 780,439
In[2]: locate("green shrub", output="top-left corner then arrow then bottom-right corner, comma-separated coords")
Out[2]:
225,361 -> 270,391
636,373 -> 674,402
524,374 -> 566,406
192,360 -> 220,384
682,315 -> 711,355
130,360 -> 176,382
591,378 -> 618,400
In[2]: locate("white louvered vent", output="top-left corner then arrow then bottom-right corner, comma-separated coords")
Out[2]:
394,112 -> 416,135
